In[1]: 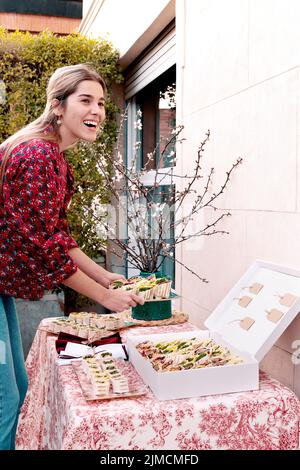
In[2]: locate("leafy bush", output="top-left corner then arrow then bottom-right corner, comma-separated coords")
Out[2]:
0,28 -> 123,311
0,27 -> 123,258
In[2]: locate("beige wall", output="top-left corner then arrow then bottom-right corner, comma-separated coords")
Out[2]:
176,0 -> 300,397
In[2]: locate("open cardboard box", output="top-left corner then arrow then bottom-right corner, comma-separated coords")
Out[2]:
127,260 -> 300,400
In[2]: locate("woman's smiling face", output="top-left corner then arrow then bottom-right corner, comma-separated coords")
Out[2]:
55,79 -> 106,151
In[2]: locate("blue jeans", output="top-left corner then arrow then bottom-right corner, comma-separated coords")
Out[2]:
0,295 -> 28,450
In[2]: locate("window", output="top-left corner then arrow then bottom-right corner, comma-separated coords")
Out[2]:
122,21 -> 176,280
135,65 -> 176,170
125,65 -> 176,281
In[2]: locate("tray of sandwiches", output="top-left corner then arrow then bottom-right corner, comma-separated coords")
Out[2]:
38,312 -> 133,342
135,337 -> 243,372
72,351 -> 147,401
109,275 -> 175,301
39,309 -> 190,341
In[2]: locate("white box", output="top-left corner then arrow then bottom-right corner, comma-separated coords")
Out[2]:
127,260 -> 300,400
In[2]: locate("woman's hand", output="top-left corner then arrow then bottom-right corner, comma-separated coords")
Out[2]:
63,269 -> 143,313
101,288 -> 144,312
98,271 -> 125,288
67,248 -> 126,288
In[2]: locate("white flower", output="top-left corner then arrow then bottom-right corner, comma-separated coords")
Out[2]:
134,119 -> 142,131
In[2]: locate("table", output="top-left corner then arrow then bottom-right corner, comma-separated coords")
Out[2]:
16,318 -> 300,450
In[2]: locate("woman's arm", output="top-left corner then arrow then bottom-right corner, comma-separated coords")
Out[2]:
62,268 -> 143,312
68,247 -> 123,287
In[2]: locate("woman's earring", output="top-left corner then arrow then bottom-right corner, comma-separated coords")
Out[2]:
57,116 -> 62,126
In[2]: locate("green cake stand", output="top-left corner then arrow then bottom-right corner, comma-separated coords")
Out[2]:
131,271 -> 172,321
132,299 -> 172,321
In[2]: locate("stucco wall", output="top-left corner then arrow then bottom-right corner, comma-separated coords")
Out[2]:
176,0 -> 300,396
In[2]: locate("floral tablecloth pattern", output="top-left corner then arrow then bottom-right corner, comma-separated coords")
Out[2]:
16,318 -> 300,450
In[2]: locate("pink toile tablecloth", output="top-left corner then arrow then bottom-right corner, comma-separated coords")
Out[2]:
16,318 -> 300,450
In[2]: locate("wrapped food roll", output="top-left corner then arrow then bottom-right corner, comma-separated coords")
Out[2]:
137,286 -> 153,300
51,321 -> 62,334
109,279 -> 127,290
88,326 -> 101,342
109,275 -> 172,301
95,316 -> 106,328
98,351 -> 113,360
73,313 -> 83,325
92,378 -> 110,396
105,316 -> 121,330
69,312 -> 79,322
81,313 -> 90,326
78,326 -> 88,339
89,316 -> 97,328
82,356 -> 96,374
68,322 -> 79,336
111,376 -> 129,394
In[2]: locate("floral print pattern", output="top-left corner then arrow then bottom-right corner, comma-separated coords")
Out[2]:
0,139 -> 78,299
16,319 -> 300,450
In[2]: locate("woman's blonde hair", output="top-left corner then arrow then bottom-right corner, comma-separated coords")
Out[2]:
0,63 -> 106,189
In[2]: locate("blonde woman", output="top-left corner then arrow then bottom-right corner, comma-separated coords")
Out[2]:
0,64 -> 143,450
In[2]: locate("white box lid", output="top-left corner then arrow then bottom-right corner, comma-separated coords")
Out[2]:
204,260 -> 300,362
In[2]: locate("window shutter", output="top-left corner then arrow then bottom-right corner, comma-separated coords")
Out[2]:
124,21 -> 175,100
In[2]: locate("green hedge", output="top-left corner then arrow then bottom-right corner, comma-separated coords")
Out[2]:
0,28 -> 123,259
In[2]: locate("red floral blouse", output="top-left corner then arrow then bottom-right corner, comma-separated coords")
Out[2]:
0,139 -> 78,300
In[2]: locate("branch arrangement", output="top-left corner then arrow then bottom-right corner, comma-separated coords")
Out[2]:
92,117 -> 242,283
